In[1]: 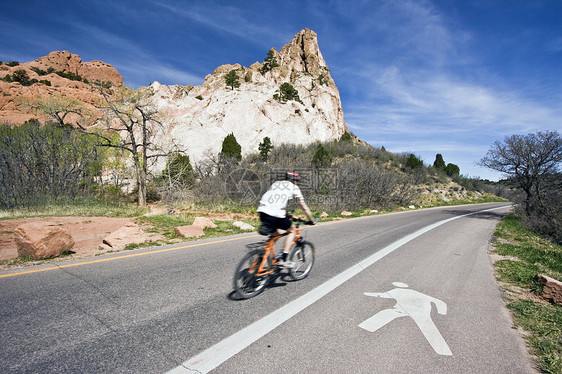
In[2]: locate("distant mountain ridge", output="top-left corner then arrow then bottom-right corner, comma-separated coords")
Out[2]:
0,29 -> 349,165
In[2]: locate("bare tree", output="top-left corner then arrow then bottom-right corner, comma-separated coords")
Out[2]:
18,94 -> 87,127
76,85 -> 175,206
160,152 -> 195,210
479,130 -> 561,215
0,120 -> 102,208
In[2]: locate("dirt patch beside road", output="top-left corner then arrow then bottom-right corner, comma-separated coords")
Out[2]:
0,216 -> 139,263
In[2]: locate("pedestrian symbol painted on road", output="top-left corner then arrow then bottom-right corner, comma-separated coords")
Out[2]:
359,282 -> 452,356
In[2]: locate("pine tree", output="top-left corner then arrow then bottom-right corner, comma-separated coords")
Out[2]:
274,82 -> 303,104
259,49 -> 279,74
220,133 -> 242,162
162,152 -> 195,187
258,137 -> 273,160
433,153 -> 446,170
224,70 -> 240,90
312,143 -> 333,168
405,154 -> 424,169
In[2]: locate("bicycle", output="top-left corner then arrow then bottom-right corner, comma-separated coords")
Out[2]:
233,215 -> 317,299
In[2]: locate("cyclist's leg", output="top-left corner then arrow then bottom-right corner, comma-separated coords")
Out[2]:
282,224 -> 296,255
262,213 -> 293,260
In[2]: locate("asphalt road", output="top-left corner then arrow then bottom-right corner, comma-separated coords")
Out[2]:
0,202 -> 536,373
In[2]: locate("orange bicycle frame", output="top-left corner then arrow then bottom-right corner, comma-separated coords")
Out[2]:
251,224 -> 303,276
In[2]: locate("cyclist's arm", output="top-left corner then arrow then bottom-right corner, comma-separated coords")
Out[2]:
297,198 -> 314,222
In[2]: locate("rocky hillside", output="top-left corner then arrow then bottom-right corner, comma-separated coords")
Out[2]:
1,29 -> 348,166
0,51 -> 123,125
151,28 -> 348,164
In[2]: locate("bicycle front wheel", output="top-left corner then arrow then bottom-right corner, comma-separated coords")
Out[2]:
288,241 -> 315,281
233,249 -> 269,299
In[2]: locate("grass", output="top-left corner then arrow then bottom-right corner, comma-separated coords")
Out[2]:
492,214 -> 562,373
0,195 -> 509,270
417,192 -> 507,208
0,198 -> 148,219
136,211 -> 260,241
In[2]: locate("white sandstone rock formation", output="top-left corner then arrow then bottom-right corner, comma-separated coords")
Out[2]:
150,29 -> 348,167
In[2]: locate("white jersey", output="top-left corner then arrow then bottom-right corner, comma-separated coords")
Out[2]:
257,180 -> 304,218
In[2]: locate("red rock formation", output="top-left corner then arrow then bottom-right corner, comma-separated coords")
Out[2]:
0,51 -> 122,125
14,221 -> 75,259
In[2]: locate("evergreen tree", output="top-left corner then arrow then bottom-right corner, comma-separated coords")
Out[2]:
405,154 -> 424,169
433,153 -> 446,170
162,152 -> 195,187
274,82 -> 303,104
224,69 -> 240,90
259,49 -> 279,74
312,143 -> 333,168
220,133 -> 242,162
445,163 -> 460,177
258,137 -> 273,160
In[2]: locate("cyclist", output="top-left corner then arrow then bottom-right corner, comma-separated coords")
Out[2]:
257,171 -> 315,267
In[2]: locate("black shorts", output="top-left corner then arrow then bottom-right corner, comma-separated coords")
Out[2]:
259,212 -> 292,231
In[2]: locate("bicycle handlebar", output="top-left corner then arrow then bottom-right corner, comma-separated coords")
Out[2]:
288,215 -> 318,226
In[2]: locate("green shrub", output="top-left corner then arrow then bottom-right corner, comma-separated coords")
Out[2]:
6,61 -> 19,67
318,74 -> 329,86
30,66 -> 53,76
56,71 -> 83,81
4,69 -> 38,86
340,132 -> 353,142
274,82 -> 303,104
92,79 -> 112,89
0,120 -> 105,208
445,163 -> 460,177
433,154 -> 446,170
404,154 -> 424,169
195,95 -> 203,100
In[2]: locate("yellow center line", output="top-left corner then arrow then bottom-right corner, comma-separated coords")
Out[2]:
0,219 -> 354,279
0,234 -> 258,279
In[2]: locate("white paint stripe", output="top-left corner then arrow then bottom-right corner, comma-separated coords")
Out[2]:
168,205 -> 508,373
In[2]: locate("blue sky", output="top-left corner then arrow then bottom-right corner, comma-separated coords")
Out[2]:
2,0 -> 561,180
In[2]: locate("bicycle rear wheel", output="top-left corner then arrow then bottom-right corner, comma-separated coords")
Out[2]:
288,241 -> 315,281
233,249 -> 269,299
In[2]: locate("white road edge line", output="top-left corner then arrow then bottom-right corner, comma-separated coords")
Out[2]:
167,205 -> 508,374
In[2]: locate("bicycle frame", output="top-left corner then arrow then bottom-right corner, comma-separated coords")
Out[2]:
252,220 -> 305,276
234,216 -> 316,299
